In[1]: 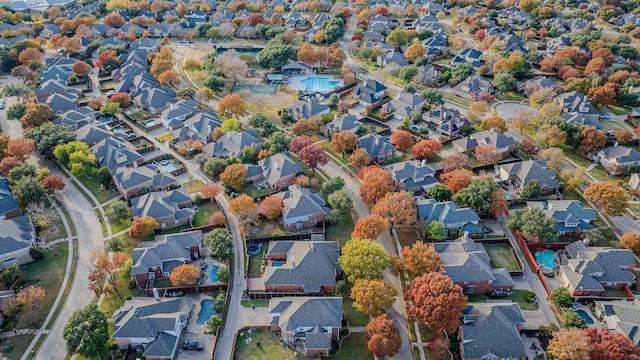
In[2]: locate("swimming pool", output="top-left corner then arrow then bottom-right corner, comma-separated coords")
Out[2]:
271,261 -> 285,267
535,250 -> 558,269
145,118 -> 155,126
197,299 -> 215,325
101,117 -> 114,124
111,125 -> 125,132
300,77 -> 343,92
202,262 -> 219,282
576,309 -> 594,325
157,160 -> 178,173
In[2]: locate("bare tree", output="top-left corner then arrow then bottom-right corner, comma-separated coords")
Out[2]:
214,50 -> 248,84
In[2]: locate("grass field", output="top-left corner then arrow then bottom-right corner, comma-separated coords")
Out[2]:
240,298 -> 270,308
248,245 -> 267,278
325,215 -> 355,248
467,289 -> 539,311
76,176 -> 115,204
234,331 -> 299,360
194,201 -> 220,227
599,120 -> 626,132
608,105 -> 631,115
483,243 -> 520,271
240,184 -> 273,198
183,179 -> 205,193
156,132 -> 175,142
395,227 -> 419,248
343,281 -> 369,327
110,218 -> 131,234
0,335 -> 35,360
333,333 -> 372,360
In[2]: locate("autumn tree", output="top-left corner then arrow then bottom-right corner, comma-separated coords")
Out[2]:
103,12 -> 125,27
228,194 -> 258,227
481,115 -> 507,132
129,216 -> 159,240
372,191 -> 417,228
365,314 -> 402,358
583,182 -> 628,215
548,328 -> 590,360
220,163 -> 247,191
330,131 -> 359,156
518,139 -> 540,156
586,327 -> 640,360
298,144 -> 328,175
18,48 -> 42,66
540,148 -> 566,172
352,214 -> 387,240
16,285 -> 45,323
41,175 -> 65,194
260,195 -> 283,220
351,278 -> 397,317
391,241 -> 441,279
452,177 -> 501,216
615,130 -> 633,144
390,130 -> 414,150
72,61 -> 92,76
349,148 -> 371,168
620,233 -> 640,256
218,93 -> 246,119
200,182 -> 222,203
475,144 -> 501,164
339,238 -> 390,282
290,118 -> 319,136
581,127 -> 607,149
405,40 -> 426,63
4,138 -> 34,161
20,103 -> 52,129
158,69 -> 180,86
584,57 -> 606,76
588,85 -> 617,107
359,166 -> 394,205
405,272 -> 468,335
440,153 -> 472,172
535,124 -> 567,147
439,169 -> 473,193
413,139 -> 443,160
288,135 -> 314,153
169,264 -> 199,286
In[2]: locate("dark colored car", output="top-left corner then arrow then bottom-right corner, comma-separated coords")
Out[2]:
480,227 -> 493,234
182,341 -> 204,351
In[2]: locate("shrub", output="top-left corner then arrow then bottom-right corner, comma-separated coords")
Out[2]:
193,194 -> 203,204
335,280 -> 346,295
524,291 -> 536,302
30,247 -> 44,261
217,266 -> 229,283
214,292 -> 225,313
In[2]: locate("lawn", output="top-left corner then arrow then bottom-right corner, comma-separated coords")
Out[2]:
333,333 -> 372,360
247,245 -> 267,278
240,298 -> 270,308
599,120 -> 626,132
483,243 -> 520,271
442,92 -> 475,108
325,215 -> 355,248
234,330 -> 299,360
183,179 -> 205,193
495,91 -> 526,102
34,199 -> 67,242
110,218 -> 131,235
193,201 -> 221,227
0,335 -> 36,360
240,184 -> 274,198
608,105 -> 631,115
98,271 -> 147,317
17,243 -> 68,328
156,132 -> 175,142
343,281 -> 369,327
395,227 -> 419,248
76,176 -> 115,204
467,290 -> 539,311
99,80 -> 119,90
558,144 -> 592,168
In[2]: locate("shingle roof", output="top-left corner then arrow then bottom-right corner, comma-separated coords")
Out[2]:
0,215 -> 35,256
358,134 -> 395,158
500,160 -> 560,190
460,303 -> 525,360
258,152 -> 303,187
277,185 -> 330,225
130,188 -> 193,222
415,197 -> 481,226
269,297 -> 342,333
91,137 -> 143,171
202,130 -> 262,158
561,241 -> 636,290
113,164 -> 178,194
131,230 -> 201,276
264,241 -> 339,289
0,177 -> 20,216
321,114 -> 363,134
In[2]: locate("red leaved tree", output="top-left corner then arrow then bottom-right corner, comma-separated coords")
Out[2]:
390,130 -> 414,150
359,166 -> 394,205
72,61 -> 92,75
297,144 -> 328,176
201,182 -> 222,203
288,135 -> 314,153
413,139 -> 443,160
41,175 -> 65,194
260,195 -> 283,220
365,314 -> 402,358
169,263 -> 200,286
352,214 -> 387,239
129,216 -> 159,240
4,138 -> 35,161
439,169 -> 473,193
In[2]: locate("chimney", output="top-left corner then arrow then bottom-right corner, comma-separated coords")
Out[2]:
363,80 -> 368,88
133,161 -> 138,168
548,203 -> 553,211
334,113 -> 338,121
291,258 -> 296,268
310,243 -> 314,252
614,141 -> 619,147
275,162 -> 280,170
489,127 -> 494,133
170,103 -> 174,110
421,159 -> 426,167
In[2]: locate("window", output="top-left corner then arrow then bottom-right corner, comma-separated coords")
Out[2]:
296,222 -> 303,229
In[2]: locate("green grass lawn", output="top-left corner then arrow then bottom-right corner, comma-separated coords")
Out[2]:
316,140 -> 350,166
240,298 -> 270,308
156,132 -> 174,142
325,216 -> 355,248
483,243 -> 520,271
495,91 -> 526,102
557,144 -> 592,168
599,120 -> 626,132
234,330 -> 300,360
240,184 -> 274,198
442,92 -> 475,108
193,201 -> 220,227
0,335 -> 36,360
99,271 -> 144,318
110,218 -> 131,234
99,81 -> 119,89
76,176 -> 114,204
343,281 -> 369,327
609,105 -> 631,115
333,333 -> 372,360
467,290 -> 539,311
183,179 -> 205,193
17,243 -> 68,328
247,245 -> 267,278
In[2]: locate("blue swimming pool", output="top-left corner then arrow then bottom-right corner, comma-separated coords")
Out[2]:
301,77 -> 343,92
271,261 -> 285,267
535,250 -> 558,269
202,262 -> 219,282
576,309 -> 594,325
197,299 -> 215,325
111,125 -> 125,132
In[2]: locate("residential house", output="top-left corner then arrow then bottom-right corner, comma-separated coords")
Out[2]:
236,23 -> 256,38
75,124 -> 113,147
202,130 -> 263,159
459,303 -> 526,360
278,185 -> 331,230
130,188 -> 194,230
0,177 -> 21,219
129,38 -> 159,52
423,105 -> 469,138
498,160 -> 560,195
0,215 -> 35,269
43,92 -> 79,114
451,48 -> 484,68
594,298 -> 640,346
160,99 -> 200,130
559,240 -> 636,297
320,114 -> 363,137
416,198 -> 483,234
451,74 -> 494,101
452,129 -> 516,157
363,30 -> 386,42
527,201 -> 598,236
414,64 -> 440,86
54,107 -> 96,130
422,35 -> 447,56
351,80 -> 388,106
112,298 -> 192,359
130,230 -> 202,287
91,137 -> 143,172
593,146 -> 640,174
264,241 -> 340,293
519,76 -> 556,96
285,12 -> 306,28
113,164 -> 178,199
269,297 -> 342,356
35,79 -> 81,100
385,160 -> 439,193
358,134 -> 398,163
171,111 -> 221,144
257,152 -> 303,190
381,92 -> 424,121
434,233 -> 514,294
376,51 -> 408,68
555,91 -> 600,128
421,2 -> 446,15
133,87 -> 177,114
286,99 -> 330,120
546,35 -> 571,52
148,23 -> 172,38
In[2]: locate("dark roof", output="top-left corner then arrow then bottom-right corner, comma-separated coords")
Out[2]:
130,188 -> 193,222
258,152 -> 303,186
131,231 -> 201,275
202,130 -> 262,158
0,177 -> 20,216
358,134 -> 395,158
264,241 -> 339,289
278,185 -> 330,225
0,215 -> 35,256
500,160 -> 560,190
269,297 -> 342,333
460,303 -> 525,359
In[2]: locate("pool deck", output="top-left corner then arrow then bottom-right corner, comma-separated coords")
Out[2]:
288,74 -> 343,92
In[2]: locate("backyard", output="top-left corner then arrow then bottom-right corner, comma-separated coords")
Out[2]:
325,215 -> 355,247
247,244 -> 267,278
240,184 -> 274,199
467,290 -> 539,311
234,330 -> 300,360
343,281 -> 369,327
483,243 -> 520,271
183,179 -> 205,193
193,201 -> 221,227
333,333 -> 372,360
395,227 -> 420,248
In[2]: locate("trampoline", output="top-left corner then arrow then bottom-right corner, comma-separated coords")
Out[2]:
247,243 -> 262,255
232,83 -> 276,94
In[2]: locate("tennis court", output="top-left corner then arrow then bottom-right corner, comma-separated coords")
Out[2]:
232,83 -> 276,94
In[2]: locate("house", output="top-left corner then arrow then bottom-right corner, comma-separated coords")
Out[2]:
452,129 -> 516,157
363,30 -> 386,42
75,124 -> 113,147
0,215 -> 35,269
43,92 -> 78,114
385,160 -> 439,193
0,177 -> 21,219
376,51 -> 409,68
414,64 -> 440,85
286,99 -> 330,120
113,164 -> 178,199
130,188 -> 194,230
278,185 -> 331,230
593,146 -> 640,174
112,298 -> 192,359
281,61 -> 312,76
559,240 -> 636,297
202,130 -> 263,159
434,233 -> 514,294
54,107 -> 96,130
422,35 -> 447,56
320,114 -> 363,137
629,173 -> 640,192
527,201 -> 598,236
459,303 -> 526,360
269,297 -> 342,356
519,76 -> 555,96
133,87 -> 177,114
498,160 -> 560,195
91,137 -> 143,172
285,12 -> 306,28
415,198 -> 483,234
594,298 -> 640,346
351,80 -> 388,106
423,105 -> 469,138
257,152 -> 303,190
451,75 -> 494,101
381,92 -> 424,120
546,35 -> 571,52
451,48 -> 484,68
264,241 -> 340,293
130,230 -> 202,287
171,111 -> 221,144
358,134 -> 398,163
35,79 -> 81,99
160,99 -> 200,130
556,91 -> 600,128
236,23 -> 256,38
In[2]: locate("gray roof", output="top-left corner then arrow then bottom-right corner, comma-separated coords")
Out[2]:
460,303 -> 525,360
595,299 -> 640,345
0,177 -> 19,216
385,160 -> 438,191
269,296 -> 342,333
202,130 -> 262,158
557,91 -> 598,114
527,200 -> 597,233
258,152 -> 303,187
500,160 -> 560,191
264,241 -> 339,289
75,124 -> 112,147
131,230 -> 201,275
415,197 -> 481,227
358,134 -> 395,158
0,215 -> 35,256
91,137 -> 143,171
321,114 -> 363,134
134,87 -> 176,110
599,146 -> 640,164
130,188 -> 193,221
277,185 -> 331,225
113,164 -> 178,195
288,99 -> 330,118
561,241 -> 636,288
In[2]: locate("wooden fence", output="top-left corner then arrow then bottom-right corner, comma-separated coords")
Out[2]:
514,230 -> 553,297
472,237 -> 525,278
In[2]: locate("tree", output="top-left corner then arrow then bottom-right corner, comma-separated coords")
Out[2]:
8,164 -> 36,184
518,139 -> 540,156
548,328 -> 591,360
440,153 -> 472,173
221,118 -> 241,133
421,88 -> 445,108
393,241 -> 441,278
322,15 -> 346,43
620,233 -> 640,256
413,139 -> 443,160
390,130 -> 413,150
352,214 -> 387,240
506,207 -> 558,243
0,263 -> 18,284
41,174 -> 65,194
204,228 -> 233,261
109,92 -> 131,108
257,36 -> 296,69
72,61 -> 92,75
494,72 -> 516,93
563,309 -> 587,329
427,184 -> 452,202
18,48 -> 42,66
53,141 -> 96,178
20,103 -> 52,129
220,163 -> 247,191
405,272 -> 468,335
588,85 -> 618,107
475,144 -> 501,164
203,75 -> 225,92
0,157 -> 21,177
535,124 -> 567,147
365,314 -> 402,358
267,131 -> 290,154
372,191 -> 417,228
210,211 -> 226,226
330,131 -> 359,156
481,115 -> 508,132
615,130 -> 633,144
63,304 -> 108,358
552,287 -> 573,308
218,93 -> 247,119
386,28 -> 408,48
16,285 -> 46,323
349,148 -> 371,168
560,168 -> 586,193
261,195 -> 283,220
581,127 -> 607,149
213,53 -> 249,82
157,69 -> 180,86
105,200 -> 130,224
321,177 -> 345,197
11,177 -> 46,206
351,279 -> 397,316
7,102 -> 26,121
583,182 -> 628,215
298,144 -> 328,176
425,221 -> 446,241
289,135 -> 314,153
4,138 -> 34,161
540,148 -> 566,172
228,194 -> 258,227
100,101 -> 120,116
439,169 -> 473,193
586,327 -> 640,360
94,50 -> 120,71
129,216 -> 159,239
405,40 -> 426,63
339,238 -> 390,282
585,57 -> 606,76
201,182 -> 222,203
290,118 -> 318,137
327,190 -> 351,221
169,263 -> 199,286
11,66 -> 34,83
520,179 -> 541,199
103,12 -> 125,27
248,112 -> 277,138
452,177 -> 501,216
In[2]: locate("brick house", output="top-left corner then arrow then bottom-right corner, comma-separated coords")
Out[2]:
130,188 -> 194,230
497,160 -> 560,196
278,185 -> 331,230
257,152 -> 303,190
452,129 -> 516,158
358,134 -> 398,163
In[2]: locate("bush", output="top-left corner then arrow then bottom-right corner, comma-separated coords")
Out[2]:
193,194 -> 203,204
217,266 -> 229,283
524,291 -> 536,302
168,184 -> 182,190
29,247 -> 44,261
552,287 -> 573,308
335,280 -> 346,295
214,292 -> 225,313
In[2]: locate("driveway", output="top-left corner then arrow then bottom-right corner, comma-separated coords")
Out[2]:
178,333 -> 215,360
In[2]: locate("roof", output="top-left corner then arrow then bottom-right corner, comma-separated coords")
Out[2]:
258,152 -> 303,186
499,160 -> 560,190
460,303 -> 525,360
385,160 -> 438,191
269,296 -> 342,333
202,130 -> 262,158
75,124 -> 112,147
556,91 -> 598,114
562,241 -> 636,287
600,146 -> 640,164
131,230 -> 201,275
472,129 -> 516,149
527,201 -> 597,233
130,188 -> 193,222
277,185 -> 330,225
91,137 -> 143,171
595,299 -> 640,345
415,197 -> 481,227
113,164 -> 178,194
0,215 -> 35,256
288,99 -> 330,118
264,241 -> 340,289
0,177 -> 20,216
358,134 -> 395,158
321,114 -> 363,134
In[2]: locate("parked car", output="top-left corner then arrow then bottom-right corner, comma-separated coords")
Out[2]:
182,341 -> 204,351
599,114 -> 611,120
480,227 -> 493,234
0,99 -> 5,109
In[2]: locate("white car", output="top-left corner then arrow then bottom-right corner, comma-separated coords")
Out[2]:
0,99 -> 5,109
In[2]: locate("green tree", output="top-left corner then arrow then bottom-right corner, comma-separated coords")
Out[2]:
322,14 -> 346,43
8,163 -> 36,184
386,28 -> 408,48
327,190 -> 351,223
176,87 -> 196,99
321,177 -> 345,196
203,75 -> 226,92
97,167 -> 113,189
267,131 -> 290,154
0,264 -> 19,284
427,184 -> 452,202
339,238 -> 390,282
450,63 -> 474,84
105,200 -> 130,224
562,309 -> 587,329
25,122 -> 76,160
241,144 -> 260,162
452,177 -> 500,216
6,102 -> 26,120
54,141 -> 97,177
421,88 -> 445,108
552,287 -> 573,308
63,303 -> 109,358
494,72 -> 516,93
521,179 -> 541,199
217,266 -> 229,283
425,221 -> 446,241
399,65 -> 418,82
100,101 -> 120,116
329,93 -> 339,106
221,118 -> 241,132
11,177 -> 46,206
248,112 -> 277,137
257,35 -> 296,69
204,228 -> 233,262
506,207 -> 558,243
